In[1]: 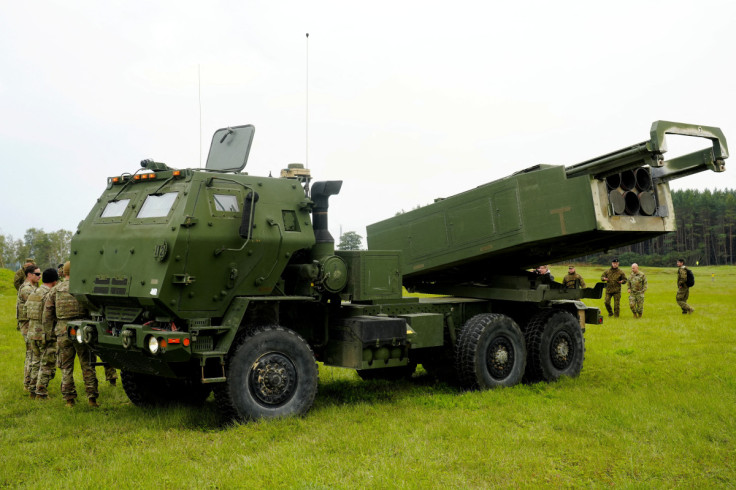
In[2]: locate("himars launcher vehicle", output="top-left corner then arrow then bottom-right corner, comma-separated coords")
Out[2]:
68,121 -> 727,421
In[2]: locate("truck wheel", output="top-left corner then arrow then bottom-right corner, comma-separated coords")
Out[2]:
455,313 -> 526,390
121,370 -> 172,407
167,379 -> 213,406
121,371 -> 212,407
214,326 -> 318,422
356,363 -> 416,381
523,309 -> 584,383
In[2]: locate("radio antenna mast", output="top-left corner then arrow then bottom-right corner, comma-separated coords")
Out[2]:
306,32 -> 309,170
198,64 -> 202,168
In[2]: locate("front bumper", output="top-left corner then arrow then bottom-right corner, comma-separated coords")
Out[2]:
67,319 -> 194,377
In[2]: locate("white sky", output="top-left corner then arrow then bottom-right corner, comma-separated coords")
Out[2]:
1,0 -> 735,243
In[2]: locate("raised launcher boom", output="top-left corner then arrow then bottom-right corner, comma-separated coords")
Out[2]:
367,121 -> 728,292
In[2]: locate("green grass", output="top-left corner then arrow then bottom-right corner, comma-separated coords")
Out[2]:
1,266 -> 735,488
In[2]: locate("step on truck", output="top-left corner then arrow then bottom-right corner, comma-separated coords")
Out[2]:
67,121 -> 728,421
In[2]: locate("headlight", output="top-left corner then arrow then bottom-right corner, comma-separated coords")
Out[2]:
76,328 -> 84,344
148,336 -> 159,354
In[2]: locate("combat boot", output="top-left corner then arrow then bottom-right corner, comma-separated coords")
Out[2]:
88,398 -> 100,408
108,379 -> 117,386
65,399 -> 75,408
29,392 -> 36,399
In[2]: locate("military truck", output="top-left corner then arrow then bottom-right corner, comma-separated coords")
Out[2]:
67,121 -> 727,421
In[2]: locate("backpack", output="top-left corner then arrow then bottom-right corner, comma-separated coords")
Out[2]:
685,268 -> 695,288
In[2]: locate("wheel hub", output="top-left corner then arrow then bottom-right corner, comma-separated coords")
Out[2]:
550,331 -> 573,370
487,336 -> 514,380
249,353 -> 297,406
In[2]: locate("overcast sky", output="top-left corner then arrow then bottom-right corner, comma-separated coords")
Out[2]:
1,0 -> 735,244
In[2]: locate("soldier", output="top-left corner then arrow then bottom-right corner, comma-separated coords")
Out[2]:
26,268 -> 59,399
601,258 -> 627,317
57,264 -> 65,282
14,258 -> 36,290
43,261 -> 101,407
676,258 -> 694,314
16,264 -> 40,391
627,263 -> 648,318
562,265 -> 586,289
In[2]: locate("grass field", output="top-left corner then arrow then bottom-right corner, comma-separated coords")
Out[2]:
1,265 -> 734,488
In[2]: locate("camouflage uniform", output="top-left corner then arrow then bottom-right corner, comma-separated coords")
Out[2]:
677,266 -> 694,313
628,270 -> 648,317
562,273 -> 586,289
26,284 -> 57,397
43,280 -> 99,403
601,267 -> 627,317
16,279 -> 36,390
14,260 -> 36,290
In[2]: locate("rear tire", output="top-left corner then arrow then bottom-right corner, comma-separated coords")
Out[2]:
523,309 -> 584,383
214,326 -> 318,422
455,313 -> 526,390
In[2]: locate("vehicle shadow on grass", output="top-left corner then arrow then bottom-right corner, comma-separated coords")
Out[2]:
115,371 -> 461,431
312,370 -> 460,411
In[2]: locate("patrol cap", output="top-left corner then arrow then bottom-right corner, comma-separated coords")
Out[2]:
611,258 -> 619,263
24,258 -> 35,264
568,265 -> 575,268
42,268 -> 59,284
63,261 -> 71,276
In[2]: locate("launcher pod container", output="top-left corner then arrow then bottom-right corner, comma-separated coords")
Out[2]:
68,121 -> 727,421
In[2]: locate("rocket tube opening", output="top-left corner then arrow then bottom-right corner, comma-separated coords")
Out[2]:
608,190 -> 625,215
620,170 -> 636,191
623,191 -> 640,215
638,191 -> 657,216
605,174 -> 621,189
635,167 -> 652,191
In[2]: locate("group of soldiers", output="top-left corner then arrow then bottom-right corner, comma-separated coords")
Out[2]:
560,259 -> 695,319
14,258 -> 117,407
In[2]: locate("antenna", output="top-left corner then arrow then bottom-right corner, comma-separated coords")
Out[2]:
198,64 -> 202,168
306,32 -> 309,170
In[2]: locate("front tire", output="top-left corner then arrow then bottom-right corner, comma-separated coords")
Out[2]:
523,309 -> 584,383
455,313 -> 526,390
214,326 -> 318,422
121,371 -> 212,407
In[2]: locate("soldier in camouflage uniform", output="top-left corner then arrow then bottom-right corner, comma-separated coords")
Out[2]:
601,258 -> 627,318
562,265 -> 586,289
43,261 -> 100,407
14,258 -> 36,291
16,264 -> 40,391
627,263 -> 648,318
676,259 -> 694,314
26,268 -> 59,399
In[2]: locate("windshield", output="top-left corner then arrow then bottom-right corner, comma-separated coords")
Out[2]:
101,199 -> 130,218
137,192 -> 178,218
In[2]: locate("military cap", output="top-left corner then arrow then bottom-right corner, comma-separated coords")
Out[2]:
63,261 -> 71,276
611,258 -> 619,262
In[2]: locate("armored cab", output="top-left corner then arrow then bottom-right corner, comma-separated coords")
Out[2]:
68,120 -> 727,422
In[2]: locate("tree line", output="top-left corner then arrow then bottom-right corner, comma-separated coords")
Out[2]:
577,189 -> 736,266
0,228 -> 72,271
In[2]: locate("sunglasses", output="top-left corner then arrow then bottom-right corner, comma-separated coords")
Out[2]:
33,272 -> 41,276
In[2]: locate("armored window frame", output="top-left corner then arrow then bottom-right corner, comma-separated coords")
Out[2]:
127,192 -> 181,224
137,192 -> 179,219
207,187 -> 243,218
96,197 -> 133,224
